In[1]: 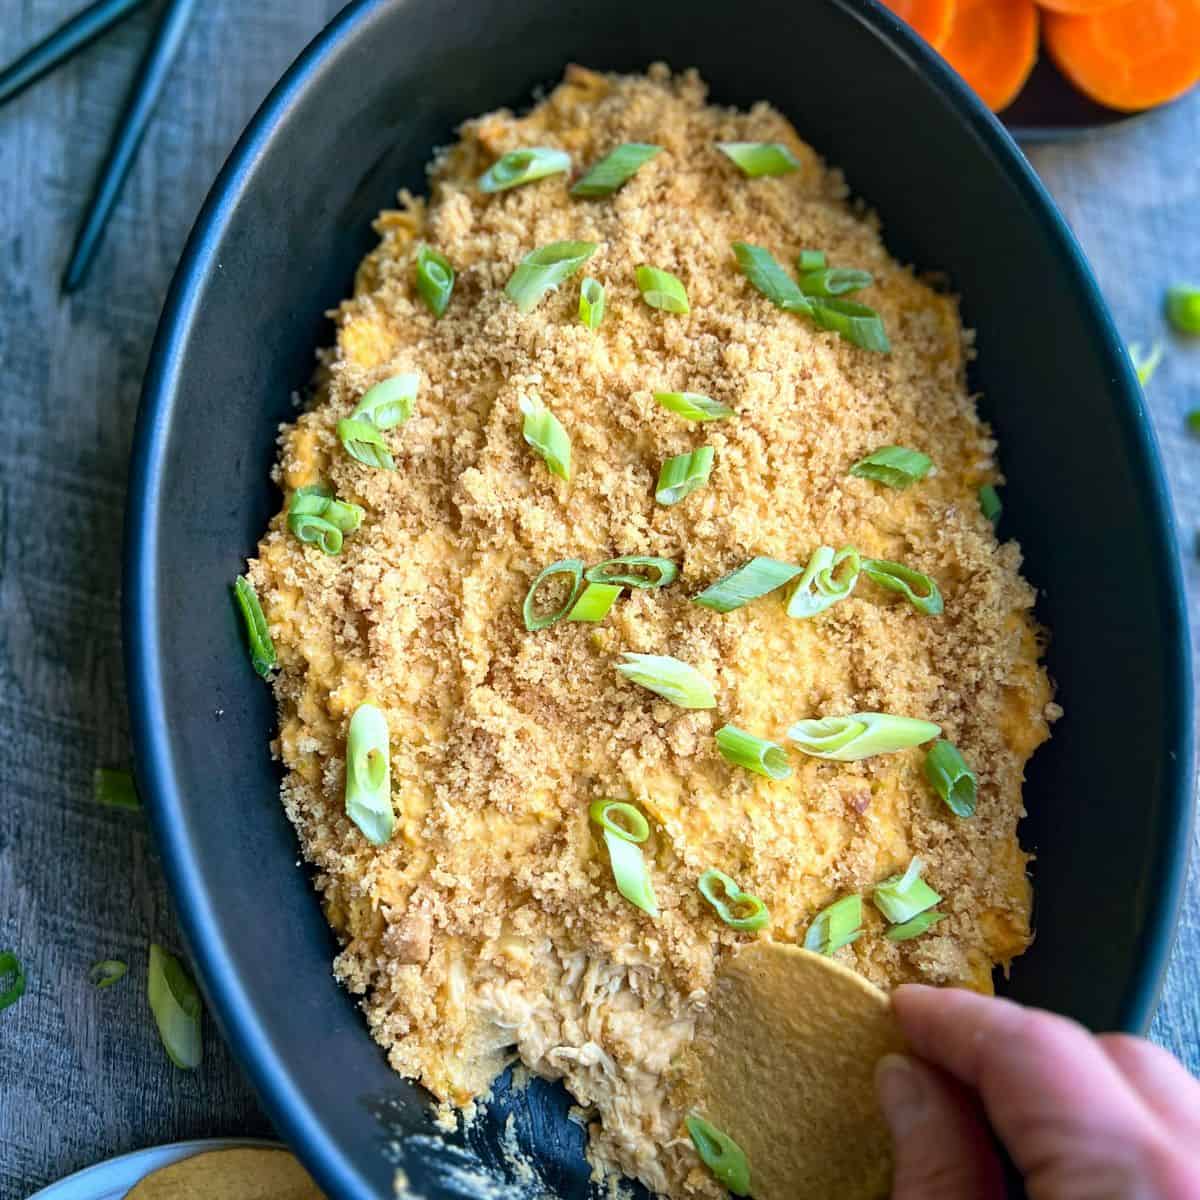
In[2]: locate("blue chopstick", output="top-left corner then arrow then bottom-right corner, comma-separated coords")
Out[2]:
62,0 -> 197,294
0,0 -> 151,108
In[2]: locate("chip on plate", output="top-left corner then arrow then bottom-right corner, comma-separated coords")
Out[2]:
126,1148 -> 324,1199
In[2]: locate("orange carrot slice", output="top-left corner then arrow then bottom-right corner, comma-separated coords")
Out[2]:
879,0 -> 959,50
939,0 -> 1040,111
1044,0 -> 1200,111
1035,0 -> 1123,13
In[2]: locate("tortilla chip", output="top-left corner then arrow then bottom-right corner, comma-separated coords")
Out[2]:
126,1148 -> 324,1199
677,942 -> 905,1200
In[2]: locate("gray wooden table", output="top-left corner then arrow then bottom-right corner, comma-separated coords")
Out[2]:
0,3 -> 1196,1196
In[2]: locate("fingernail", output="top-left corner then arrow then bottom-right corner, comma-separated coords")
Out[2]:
875,1054 -> 928,1137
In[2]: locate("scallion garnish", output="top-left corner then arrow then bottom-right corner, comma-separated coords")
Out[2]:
862,558 -> 943,615
478,146 -> 570,192
0,951 -> 25,1012
603,830 -> 659,916
715,725 -> 791,780
1130,341 -> 1164,386
698,869 -> 770,932
850,446 -> 932,489
874,858 -> 941,925
979,484 -> 1002,524
505,241 -> 598,313
809,297 -> 890,353
653,391 -> 733,422
804,894 -> 864,956
90,959 -> 127,988
925,739 -> 978,818
571,142 -> 661,196
635,265 -> 690,314
1166,285 -> 1200,335
798,267 -> 874,298
585,556 -> 678,589
716,141 -> 799,177
579,276 -> 605,329
1188,411 -> 1200,436
148,944 -> 202,1069
288,484 -> 364,555
685,1115 -> 751,1196
787,712 -> 941,761
523,559 -> 585,631
566,581 -> 621,623
616,652 -> 716,709
732,242 -> 810,311
345,703 -> 394,845
352,372 -> 418,429
519,396 -> 571,481
336,418 -> 394,470
656,446 -> 714,505
415,245 -> 454,317
589,799 -> 650,844
232,576 -> 276,678
886,910 -> 945,942
94,767 -> 140,810
693,557 -> 800,613
786,545 -> 860,619
797,250 -> 826,272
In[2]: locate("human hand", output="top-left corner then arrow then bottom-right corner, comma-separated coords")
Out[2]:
876,984 -> 1200,1199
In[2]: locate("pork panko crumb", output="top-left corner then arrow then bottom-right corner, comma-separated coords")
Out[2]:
249,64 -> 1054,1198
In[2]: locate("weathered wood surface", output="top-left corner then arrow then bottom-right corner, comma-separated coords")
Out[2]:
0,2 -> 1196,1195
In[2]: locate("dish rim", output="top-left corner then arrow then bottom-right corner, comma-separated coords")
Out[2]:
123,1 -> 1194,1196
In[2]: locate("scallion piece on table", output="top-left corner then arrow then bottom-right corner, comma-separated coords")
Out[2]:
862,557 -> 943,615
786,545 -> 861,619
797,249 -> 826,272
478,146 -> 570,192
616,652 -> 716,709
585,556 -> 678,589
698,868 -> 770,932
352,373 -> 418,430
415,244 -> 454,317
1130,341 -> 1164,386
716,141 -> 799,177
979,484 -> 1002,524
337,418 -> 395,470
505,241 -> 598,313
0,951 -> 25,1012
656,446 -> 714,506
94,767 -> 140,810
90,959 -> 128,988
731,241 -> 810,312
715,725 -> 792,781
886,910 -> 945,942
653,391 -> 733,422
693,556 -> 800,613
519,396 -> 571,481
1166,285 -> 1200,335
635,265 -> 690,314
523,559 -> 585,631
147,944 -> 202,1069
804,894 -> 863,956
566,581 -> 622,623
589,799 -> 650,844
798,267 -> 874,298
345,703 -> 394,845
579,276 -> 606,329
787,712 -> 941,761
874,858 -> 941,925
685,1114 -> 752,1195
850,445 -> 932,489
809,297 -> 890,352
570,142 -> 661,196
232,576 -> 276,678
603,830 -> 658,916
925,739 -> 978,818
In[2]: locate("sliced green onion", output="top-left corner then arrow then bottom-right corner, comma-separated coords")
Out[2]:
731,242 -> 810,312
693,557 -> 800,613
288,485 -> 364,556
686,1115 -> 751,1195
810,297 -> 890,353
522,559 -> 585,631
505,240 -> 598,313
566,581 -> 621,622
861,558 -> 943,615
232,576 -> 276,678
519,396 -> 571,481
874,858 -> 941,925
616,652 -> 716,709
656,446 -> 714,506
352,373 -> 418,429
886,910 -> 945,942
715,725 -> 791,781
585,556 -> 678,589
1166,285 -> 1200,335
345,703 -> 394,845
799,267 -> 874,298
1130,341 -> 1164,386
415,245 -> 454,318
570,142 -> 660,196
925,739 -> 978,818
336,418 -> 394,470
288,514 -> 342,555
797,249 -> 826,272
1187,411 -> 1200,436
698,869 -> 770,932
589,799 -> 650,844
636,265 -> 690,314
579,276 -> 606,328
787,712 -> 941,761
603,830 -> 658,916
786,545 -> 861,619
0,951 -> 25,1012
716,141 -> 799,177
94,767 -> 140,810
653,391 -> 733,422
979,484 -> 1002,525
804,894 -> 864,956
850,445 -> 932,489
90,959 -> 128,988
148,944 -> 202,1069
478,146 -> 570,192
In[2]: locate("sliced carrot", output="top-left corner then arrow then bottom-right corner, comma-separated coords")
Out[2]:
1044,0 -> 1200,111
878,0 -> 959,50
939,0 -> 1040,111
1035,0 -> 1126,14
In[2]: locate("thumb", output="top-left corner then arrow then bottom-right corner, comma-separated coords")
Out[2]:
876,1054 -> 1007,1200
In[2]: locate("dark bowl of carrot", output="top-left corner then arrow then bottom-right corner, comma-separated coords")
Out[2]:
124,0 -> 1194,1196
